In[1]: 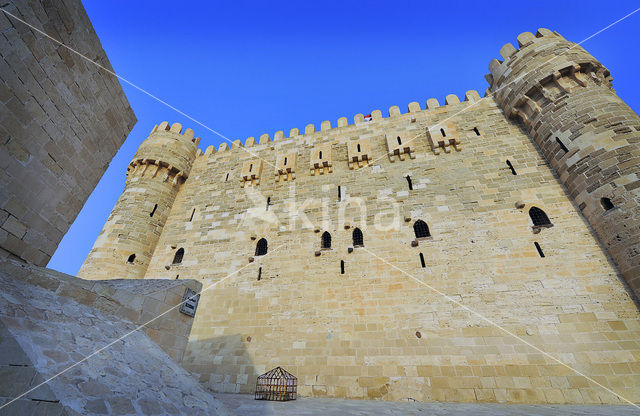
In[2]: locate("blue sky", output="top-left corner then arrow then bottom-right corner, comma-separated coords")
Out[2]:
49,1 -> 640,275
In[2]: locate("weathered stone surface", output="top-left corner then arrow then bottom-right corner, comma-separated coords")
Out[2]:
0,0 -> 136,266
0,260 -> 230,415
488,28 -> 640,299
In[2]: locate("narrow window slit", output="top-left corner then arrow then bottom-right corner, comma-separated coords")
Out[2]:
249,164 -> 253,172
225,173 -> 229,181
556,137 -> 568,154
534,242 -> 545,258
338,186 -> 341,201
340,260 -> 345,274
189,208 -> 195,221
406,176 -> 413,190
419,253 -> 425,268
257,267 -> 262,281
357,143 -> 361,152
506,160 -> 517,175
319,150 -> 323,159
440,128 -> 446,137
266,197 -> 271,211
150,203 -> 158,217
473,127 -> 480,136
284,157 -> 288,165
397,136 -> 402,145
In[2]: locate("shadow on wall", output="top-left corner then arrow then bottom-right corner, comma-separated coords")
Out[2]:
186,334 -> 287,416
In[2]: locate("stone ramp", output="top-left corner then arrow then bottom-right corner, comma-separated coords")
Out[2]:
216,393 -> 640,416
0,261 -> 230,415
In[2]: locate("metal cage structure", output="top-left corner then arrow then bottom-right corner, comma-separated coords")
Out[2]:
254,367 -> 297,401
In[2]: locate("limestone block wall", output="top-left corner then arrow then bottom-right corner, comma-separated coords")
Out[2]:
488,28 -> 640,297
140,95 -> 640,403
0,259 -> 230,415
0,0 -> 136,266
1,258 -> 201,362
78,122 -> 199,280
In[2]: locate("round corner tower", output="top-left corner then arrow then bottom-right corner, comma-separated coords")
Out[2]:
487,28 -> 640,296
78,122 -> 200,280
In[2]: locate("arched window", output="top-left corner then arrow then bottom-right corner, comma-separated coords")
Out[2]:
529,207 -> 552,227
321,231 -> 331,249
172,248 -> 184,264
352,228 -> 363,247
413,220 -> 430,239
127,254 -> 136,263
255,238 -> 268,256
600,197 -> 614,211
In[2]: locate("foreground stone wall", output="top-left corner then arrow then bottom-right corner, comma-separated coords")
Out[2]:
0,258 -> 200,362
135,94 -> 640,404
0,0 -> 136,266
0,259 -> 229,415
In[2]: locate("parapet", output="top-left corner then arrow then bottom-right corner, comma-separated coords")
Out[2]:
486,28 -> 613,126
127,122 -> 200,182
200,91 -> 484,155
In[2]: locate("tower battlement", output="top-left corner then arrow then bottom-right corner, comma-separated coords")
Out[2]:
127,121 -> 201,183
486,28 -> 613,126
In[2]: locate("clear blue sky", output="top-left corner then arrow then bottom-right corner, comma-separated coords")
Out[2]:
49,1 -> 640,275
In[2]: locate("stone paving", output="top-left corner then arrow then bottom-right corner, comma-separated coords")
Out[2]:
215,393 -> 640,416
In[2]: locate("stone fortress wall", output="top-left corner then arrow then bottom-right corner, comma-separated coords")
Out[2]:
78,29 -> 640,404
0,0 -> 136,266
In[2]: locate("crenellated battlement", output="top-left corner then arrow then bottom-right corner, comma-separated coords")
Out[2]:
151,121 -> 202,146
201,91 -> 482,156
486,28 -> 614,127
128,121 -> 200,181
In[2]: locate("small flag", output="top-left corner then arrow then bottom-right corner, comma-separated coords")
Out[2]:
364,114 -> 372,121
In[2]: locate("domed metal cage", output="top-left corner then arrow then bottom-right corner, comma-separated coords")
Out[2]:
254,366 -> 297,401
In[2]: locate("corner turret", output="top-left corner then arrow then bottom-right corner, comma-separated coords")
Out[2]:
78,122 -> 199,280
488,29 -> 640,297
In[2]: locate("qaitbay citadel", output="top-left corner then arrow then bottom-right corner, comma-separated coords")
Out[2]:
1,1 -> 640,414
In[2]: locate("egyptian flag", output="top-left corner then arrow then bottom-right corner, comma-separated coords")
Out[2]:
364,114 -> 372,121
